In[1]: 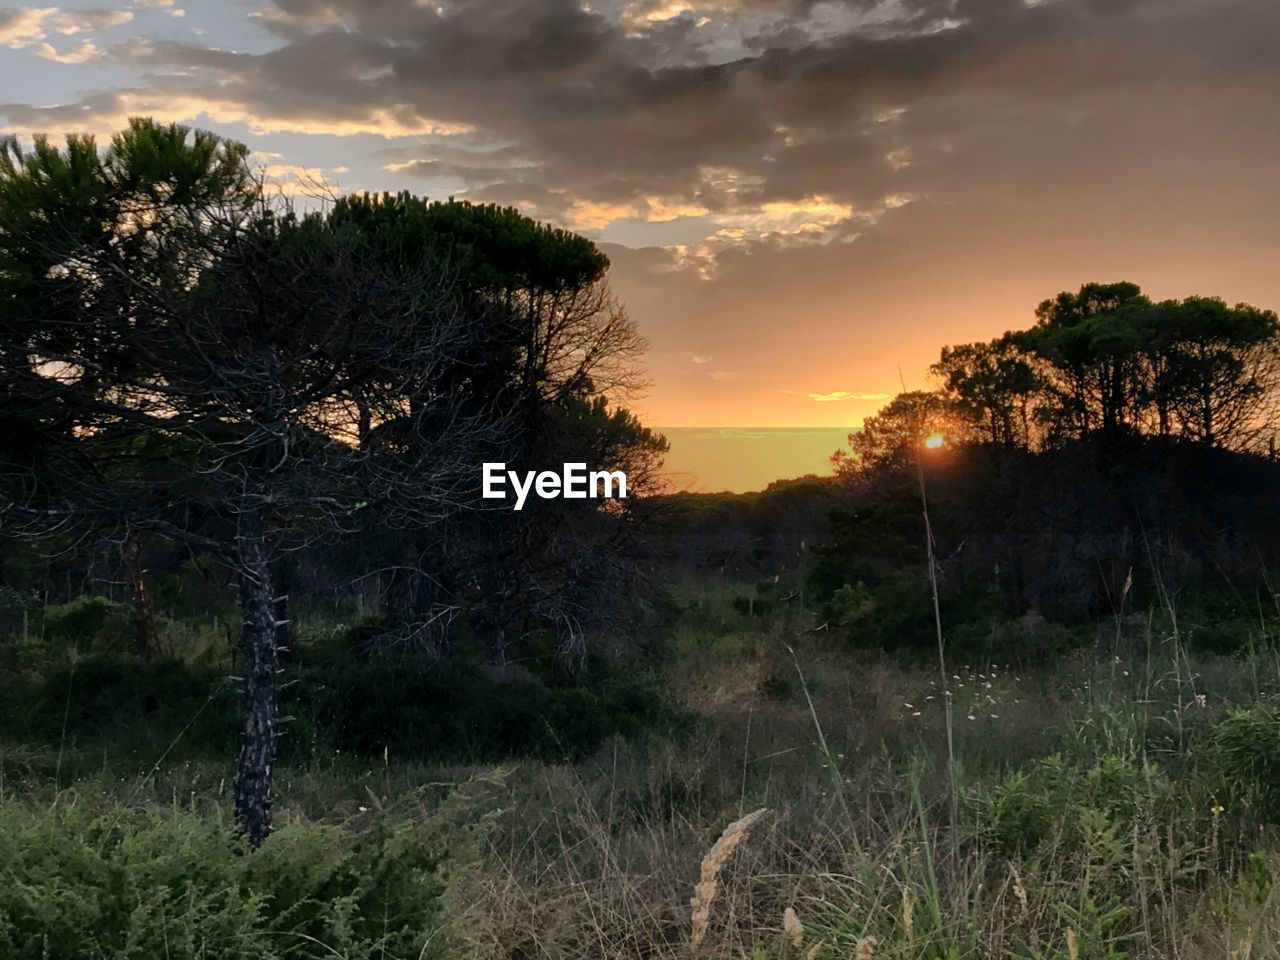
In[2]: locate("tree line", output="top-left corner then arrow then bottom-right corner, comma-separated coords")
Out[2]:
838,281 -> 1280,475
0,119 -> 664,846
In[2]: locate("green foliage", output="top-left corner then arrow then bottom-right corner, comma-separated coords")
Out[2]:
0,595 -> 139,672
809,540 -> 1009,653
1013,897 -> 1132,960
0,773 -> 501,959
732,581 -> 781,618
0,654 -> 237,760
810,437 -> 1280,650
0,119 -> 251,282
325,191 -> 608,296
970,751 -> 1173,855
285,660 -> 684,763
0,644 -> 684,767
947,612 -> 1082,664
40,596 -> 135,654
822,582 -> 878,640
1058,701 -> 1146,762
1212,700 -> 1280,823
0,584 -> 35,637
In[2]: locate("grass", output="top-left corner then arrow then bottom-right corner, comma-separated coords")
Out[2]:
3,582 -> 1280,958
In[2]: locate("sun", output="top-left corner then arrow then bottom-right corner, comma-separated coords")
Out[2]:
923,432 -> 945,450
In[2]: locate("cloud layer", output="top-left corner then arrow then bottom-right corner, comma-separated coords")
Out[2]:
8,0 -> 1275,244
3,0 -> 1278,425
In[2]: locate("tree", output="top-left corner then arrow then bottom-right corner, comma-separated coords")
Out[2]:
1009,282 -> 1280,449
833,390 -> 966,481
1142,296 -> 1280,448
326,194 -> 659,664
1014,282 -> 1152,441
932,335 -> 1041,448
0,121 -> 496,846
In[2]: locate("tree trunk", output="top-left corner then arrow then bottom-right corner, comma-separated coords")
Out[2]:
234,498 -> 278,849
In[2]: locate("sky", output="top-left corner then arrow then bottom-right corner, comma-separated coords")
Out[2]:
2,0 -> 1279,488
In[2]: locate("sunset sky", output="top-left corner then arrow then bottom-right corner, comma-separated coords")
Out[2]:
3,0 -> 1278,488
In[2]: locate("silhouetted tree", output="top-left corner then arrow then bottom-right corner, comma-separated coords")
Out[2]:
948,283 -> 1280,450
0,121 -> 497,846
1141,296 -> 1280,448
1014,282 -> 1152,440
932,335 -> 1041,448
325,194 -> 660,664
833,390 -> 966,480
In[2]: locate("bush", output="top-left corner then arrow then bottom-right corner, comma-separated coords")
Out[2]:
2,597 -> 138,672
283,660 -> 685,763
41,596 -> 135,655
0,648 -> 686,767
1213,700 -> 1280,823
971,751 -> 1174,854
1183,616 -> 1268,656
0,655 -> 237,754
0,775 -> 501,959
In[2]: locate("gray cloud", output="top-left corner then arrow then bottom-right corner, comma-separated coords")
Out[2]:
8,0 -> 1276,225
1,7 -> 133,47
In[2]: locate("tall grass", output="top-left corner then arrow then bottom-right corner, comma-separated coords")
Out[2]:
4,595 -> 1280,958
441,622 -> 1280,959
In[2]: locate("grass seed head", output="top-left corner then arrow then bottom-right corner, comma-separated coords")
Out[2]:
783,906 -> 805,948
1010,863 -> 1029,915
689,807 -> 769,950
1237,927 -> 1254,960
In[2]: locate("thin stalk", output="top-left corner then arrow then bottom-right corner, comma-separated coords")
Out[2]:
914,447 -> 960,860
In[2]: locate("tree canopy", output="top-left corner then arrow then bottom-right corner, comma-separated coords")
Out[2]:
843,281 -> 1280,478
0,119 -> 663,846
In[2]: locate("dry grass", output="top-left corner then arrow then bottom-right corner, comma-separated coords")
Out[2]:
433,604 -> 1280,960
782,907 -> 804,949
691,808 -> 770,950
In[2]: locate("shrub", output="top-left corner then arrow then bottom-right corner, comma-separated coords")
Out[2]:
3,597 -> 137,672
0,774 -> 501,959
1213,700 -> 1280,823
41,596 -> 135,655
1,655 -> 237,754
283,660 -> 685,763
971,752 -> 1173,854
821,582 -> 877,638
0,648 -> 685,767
1184,617 -> 1264,655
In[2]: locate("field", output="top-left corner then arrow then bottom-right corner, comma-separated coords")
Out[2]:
3,579 -> 1280,960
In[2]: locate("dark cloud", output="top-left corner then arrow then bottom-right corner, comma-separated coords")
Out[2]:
2,0 -> 1275,285
9,0 -> 1278,231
